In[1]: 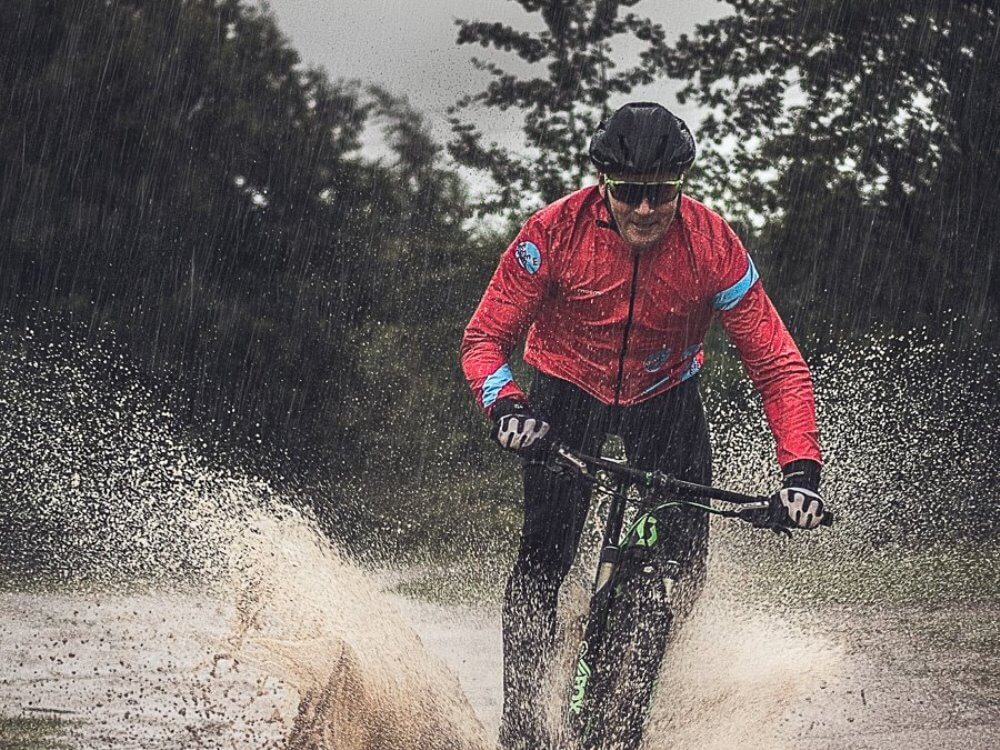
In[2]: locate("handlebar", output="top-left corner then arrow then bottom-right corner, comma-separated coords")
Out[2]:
548,443 -> 834,529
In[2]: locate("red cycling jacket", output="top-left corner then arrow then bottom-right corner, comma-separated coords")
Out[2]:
460,186 -> 821,468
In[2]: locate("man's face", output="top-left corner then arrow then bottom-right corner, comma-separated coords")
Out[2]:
601,172 -> 682,251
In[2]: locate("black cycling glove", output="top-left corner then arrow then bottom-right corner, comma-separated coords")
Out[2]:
490,398 -> 551,453
773,459 -> 825,530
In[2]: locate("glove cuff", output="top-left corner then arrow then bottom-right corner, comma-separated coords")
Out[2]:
489,396 -> 529,422
782,459 -> 821,493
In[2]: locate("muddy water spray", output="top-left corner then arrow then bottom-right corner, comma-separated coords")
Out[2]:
0,331 -> 489,749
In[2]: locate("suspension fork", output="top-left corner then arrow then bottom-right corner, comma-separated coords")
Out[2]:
565,478 -> 629,744
566,494 -> 684,749
611,513 -> 684,748
594,481 -> 628,589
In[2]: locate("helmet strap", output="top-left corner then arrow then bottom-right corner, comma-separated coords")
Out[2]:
597,180 -> 621,234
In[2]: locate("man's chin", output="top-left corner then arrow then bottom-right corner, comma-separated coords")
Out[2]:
623,226 -> 666,250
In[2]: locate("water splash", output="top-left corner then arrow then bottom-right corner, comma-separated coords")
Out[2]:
0,327 -> 489,749
707,327 -> 998,546
224,510 -> 489,750
550,561 -> 845,750
643,593 -> 843,750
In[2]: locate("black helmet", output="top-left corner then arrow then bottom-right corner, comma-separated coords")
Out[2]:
589,102 -> 696,176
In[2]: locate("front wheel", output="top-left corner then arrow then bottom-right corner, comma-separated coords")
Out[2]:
564,550 -> 680,750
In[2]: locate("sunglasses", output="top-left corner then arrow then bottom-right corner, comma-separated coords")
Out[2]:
604,177 -> 683,207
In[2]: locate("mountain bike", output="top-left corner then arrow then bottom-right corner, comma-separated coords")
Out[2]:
544,443 -> 834,750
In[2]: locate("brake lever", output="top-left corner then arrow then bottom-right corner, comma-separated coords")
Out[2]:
737,502 -> 832,535
736,503 -> 792,537
551,444 -> 589,475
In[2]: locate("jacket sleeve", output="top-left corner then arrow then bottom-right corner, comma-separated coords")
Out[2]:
460,218 -> 552,417
712,231 -> 822,468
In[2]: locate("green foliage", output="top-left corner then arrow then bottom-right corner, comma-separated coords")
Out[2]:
659,0 -> 1000,343
1,0 -> 367,461
0,714 -> 69,749
0,1 -> 482,481
448,0 -> 671,217
344,225 -> 514,478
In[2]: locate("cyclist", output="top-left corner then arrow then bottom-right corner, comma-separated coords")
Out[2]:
460,101 -> 826,750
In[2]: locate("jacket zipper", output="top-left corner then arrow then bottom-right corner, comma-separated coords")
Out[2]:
613,252 -> 642,405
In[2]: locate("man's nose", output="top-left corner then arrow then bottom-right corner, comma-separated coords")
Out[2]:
634,197 -> 655,215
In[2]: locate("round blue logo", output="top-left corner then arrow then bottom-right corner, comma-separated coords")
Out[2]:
515,241 -> 541,274
643,347 -> 672,373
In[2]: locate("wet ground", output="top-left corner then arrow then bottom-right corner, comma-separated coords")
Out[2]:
1,584 -> 998,749
403,598 -> 1000,750
787,602 -> 1000,750
0,591 -> 293,749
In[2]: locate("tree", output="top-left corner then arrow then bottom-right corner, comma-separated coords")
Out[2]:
0,0 -> 478,479
658,0 -> 1000,342
342,87 -> 485,474
448,0 -> 671,217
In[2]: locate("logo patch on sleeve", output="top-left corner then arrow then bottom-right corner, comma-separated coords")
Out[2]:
515,241 -> 541,274
643,347 -> 672,373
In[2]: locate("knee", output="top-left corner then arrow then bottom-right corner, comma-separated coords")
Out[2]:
517,475 -> 588,585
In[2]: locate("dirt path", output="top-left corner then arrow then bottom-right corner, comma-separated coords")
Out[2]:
0,591 -> 294,749
396,595 -> 1000,750
785,602 -> 1000,750
1,588 -> 998,749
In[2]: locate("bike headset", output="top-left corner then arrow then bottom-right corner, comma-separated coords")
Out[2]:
589,102 -> 696,210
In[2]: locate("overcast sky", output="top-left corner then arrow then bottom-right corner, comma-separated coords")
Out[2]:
262,0 -> 727,157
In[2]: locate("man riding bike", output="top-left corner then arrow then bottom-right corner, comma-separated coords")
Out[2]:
460,101 -> 826,750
